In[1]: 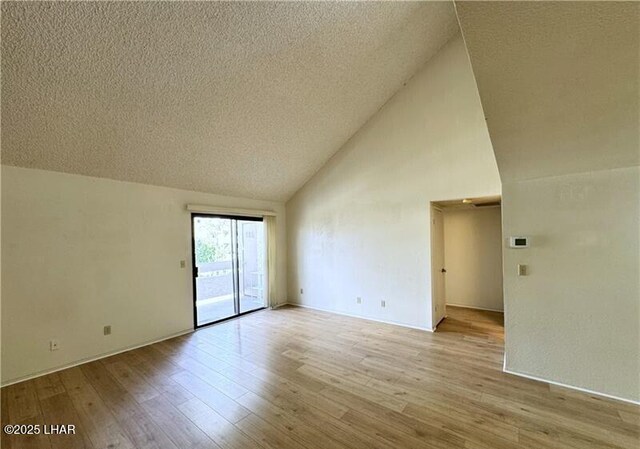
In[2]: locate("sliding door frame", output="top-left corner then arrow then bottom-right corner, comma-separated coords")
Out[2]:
191,213 -> 266,329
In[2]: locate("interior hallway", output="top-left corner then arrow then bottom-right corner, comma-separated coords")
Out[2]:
437,305 -> 504,341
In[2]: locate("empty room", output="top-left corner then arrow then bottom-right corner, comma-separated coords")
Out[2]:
1,1 -> 638,449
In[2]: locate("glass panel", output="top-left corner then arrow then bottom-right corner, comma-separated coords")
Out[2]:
193,216 -> 236,325
238,220 -> 266,313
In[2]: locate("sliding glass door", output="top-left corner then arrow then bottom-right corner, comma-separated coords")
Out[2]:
237,220 -> 266,313
192,214 -> 265,327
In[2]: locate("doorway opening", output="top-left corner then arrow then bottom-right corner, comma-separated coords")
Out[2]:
191,214 -> 266,327
430,196 -> 503,332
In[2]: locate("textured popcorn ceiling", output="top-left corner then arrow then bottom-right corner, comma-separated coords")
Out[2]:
456,1 -> 640,182
2,1 -> 459,201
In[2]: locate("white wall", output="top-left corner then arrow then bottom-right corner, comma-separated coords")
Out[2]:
502,167 -> 640,402
443,207 -> 503,312
1,166 -> 287,384
0,164 -> 2,384
286,35 -> 501,330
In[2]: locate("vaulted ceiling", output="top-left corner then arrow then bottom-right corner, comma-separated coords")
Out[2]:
456,1 -> 639,182
2,1 -> 459,201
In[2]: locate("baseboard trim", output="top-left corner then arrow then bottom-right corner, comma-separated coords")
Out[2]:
285,302 -> 434,332
1,328 -> 194,387
447,303 -> 504,313
270,302 -> 289,310
503,368 -> 640,406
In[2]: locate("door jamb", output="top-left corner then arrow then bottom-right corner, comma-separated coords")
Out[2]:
430,204 -> 446,330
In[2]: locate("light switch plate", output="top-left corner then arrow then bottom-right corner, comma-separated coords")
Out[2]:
518,264 -> 528,276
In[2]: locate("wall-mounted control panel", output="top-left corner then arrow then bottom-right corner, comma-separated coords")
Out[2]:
509,236 -> 529,248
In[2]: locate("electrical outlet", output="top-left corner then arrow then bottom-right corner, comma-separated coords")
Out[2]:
381,300 -> 386,308
300,288 -> 304,294
180,260 -> 186,268
49,340 -> 59,351
104,325 -> 112,336
356,297 -> 362,304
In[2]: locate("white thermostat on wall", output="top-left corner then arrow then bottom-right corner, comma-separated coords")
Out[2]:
509,236 -> 529,248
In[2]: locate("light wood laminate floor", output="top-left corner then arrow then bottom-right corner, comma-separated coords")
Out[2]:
2,305 -> 638,449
